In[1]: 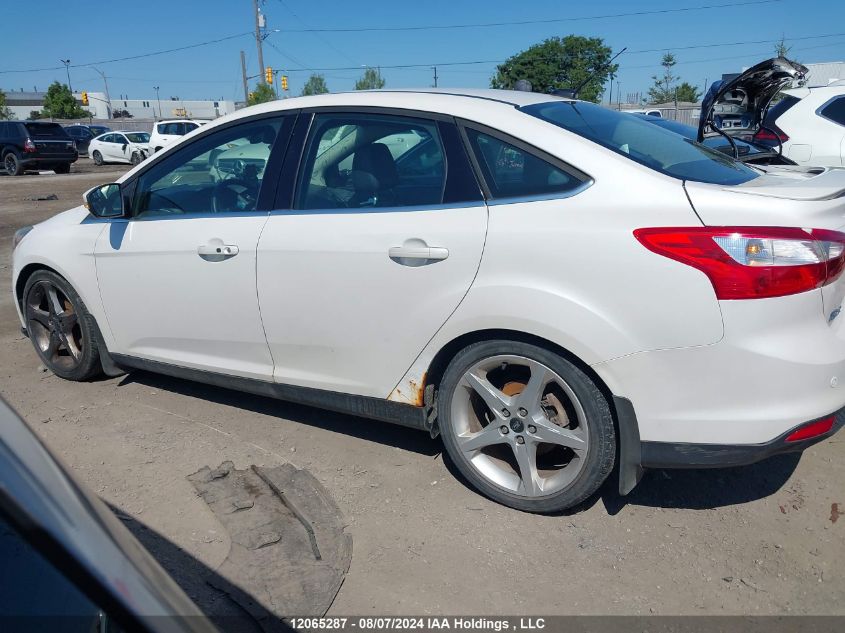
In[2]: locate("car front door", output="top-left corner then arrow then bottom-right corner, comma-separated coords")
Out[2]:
94,114 -> 291,379
256,111 -> 488,398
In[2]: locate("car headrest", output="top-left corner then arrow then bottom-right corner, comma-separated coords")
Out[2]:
351,143 -> 398,192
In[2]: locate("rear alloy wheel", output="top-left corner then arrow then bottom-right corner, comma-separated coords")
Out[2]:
438,341 -> 616,513
23,271 -> 102,381
92,150 -> 104,166
4,152 -> 22,176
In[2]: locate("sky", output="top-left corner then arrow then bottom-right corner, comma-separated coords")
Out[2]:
1,0 -> 844,103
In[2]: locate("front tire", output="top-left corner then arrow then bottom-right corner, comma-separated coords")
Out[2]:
22,270 -> 102,381
438,340 -> 616,513
92,150 -> 104,166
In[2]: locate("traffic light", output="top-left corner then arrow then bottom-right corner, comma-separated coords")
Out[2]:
265,67 -> 274,84
81,91 -> 89,105
281,75 -> 288,91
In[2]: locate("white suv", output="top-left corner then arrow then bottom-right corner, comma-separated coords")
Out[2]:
12,89 -> 845,513
755,80 -> 845,166
148,119 -> 208,153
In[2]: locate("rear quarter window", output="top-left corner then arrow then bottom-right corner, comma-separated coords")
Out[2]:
819,97 -> 845,126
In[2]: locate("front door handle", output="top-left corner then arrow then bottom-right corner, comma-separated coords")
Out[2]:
388,245 -> 449,263
198,241 -> 239,261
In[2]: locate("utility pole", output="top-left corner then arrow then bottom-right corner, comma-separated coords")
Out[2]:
60,59 -> 72,92
153,86 -> 161,119
89,67 -> 112,119
253,0 -> 266,83
240,51 -> 250,102
432,66 -> 438,88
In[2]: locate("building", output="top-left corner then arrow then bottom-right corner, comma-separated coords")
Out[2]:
1,88 -> 236,120
803,62 -> 845,86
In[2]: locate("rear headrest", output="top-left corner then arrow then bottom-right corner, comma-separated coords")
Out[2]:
352,143 -> 399,192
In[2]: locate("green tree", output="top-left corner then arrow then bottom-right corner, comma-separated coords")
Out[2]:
775,35 -> 792,58
302,73 -> 329,96
490,35 -> 616,103
42,81 -> 90,119
0,89 -> 12,120
647,53 -> 679,104
674,81 -> 702,103
28,110 -> 44,120
355,67 -> 385,90
248,82 -> 276,106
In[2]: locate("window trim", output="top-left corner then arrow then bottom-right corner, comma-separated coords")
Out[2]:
816,95 -> 845,127
456,118 -> 593,203
285,108 -> 462,213
124,111 -> 296,219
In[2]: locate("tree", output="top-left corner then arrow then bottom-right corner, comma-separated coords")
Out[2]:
28,110 -> 44,120
647,53 -> 679,104
0,89 -> 12,120
674,81 -> 701,103
248,82 -> 276,106
775,35 -> 792,58
302,73 -> 329,96
111,108 -> 134,118
490,35 -> 616,103
42,81 -> 90,119
355,67 -> 385,90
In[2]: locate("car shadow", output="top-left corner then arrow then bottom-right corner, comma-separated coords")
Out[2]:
117,370 -> 440,457
600,452 -> 802,515
106,503 -> 291,633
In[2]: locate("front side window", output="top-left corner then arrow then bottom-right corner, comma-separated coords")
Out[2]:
296,113 -> 446,210
133,117 -> 282,218
464,128 -> 585,199
820,97 -> 845,126
522,100 -> 759,185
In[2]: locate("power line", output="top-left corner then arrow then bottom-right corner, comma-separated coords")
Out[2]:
273,0 -> 359,67
277,0 -> 784,33
0,31 -> 252,74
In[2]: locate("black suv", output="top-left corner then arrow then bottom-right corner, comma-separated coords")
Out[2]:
1,121 -> 78,175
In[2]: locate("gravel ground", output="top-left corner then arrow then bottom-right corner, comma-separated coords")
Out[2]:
1,161 -> 843,617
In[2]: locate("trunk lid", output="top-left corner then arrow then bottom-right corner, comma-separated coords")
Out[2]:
698,57 -> 807,142
685,169 -> 845,321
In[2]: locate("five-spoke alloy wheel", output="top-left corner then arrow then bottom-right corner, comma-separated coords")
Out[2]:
23,270 -> 102,381
439,341 -> 615,513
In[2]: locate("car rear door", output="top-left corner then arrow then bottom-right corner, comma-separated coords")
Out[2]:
94,114 -> 293,379
256,110 -> 488,398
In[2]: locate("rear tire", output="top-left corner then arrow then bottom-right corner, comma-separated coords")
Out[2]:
22,270 -> 103,381
92,150 -> 104,166
438,340 -> 616,513
54,163 -> 71,174
4,152 -> 22,176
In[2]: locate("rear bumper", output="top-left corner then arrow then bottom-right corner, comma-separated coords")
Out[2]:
639,408 -> 844,469
20,154 -> 78,166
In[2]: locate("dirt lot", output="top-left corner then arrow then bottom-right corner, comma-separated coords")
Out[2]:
1,161 -> 844,618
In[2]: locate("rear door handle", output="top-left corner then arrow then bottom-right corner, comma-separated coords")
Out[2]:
388,246 -> 449,262
198,242 -> 239,260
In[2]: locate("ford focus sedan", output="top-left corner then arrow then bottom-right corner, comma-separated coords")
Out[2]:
11,89 -> 845,513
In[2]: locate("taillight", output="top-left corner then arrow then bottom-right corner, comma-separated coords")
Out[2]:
23,138 -> 36,153
752,125 -> 789,144
634,227 -> 845,300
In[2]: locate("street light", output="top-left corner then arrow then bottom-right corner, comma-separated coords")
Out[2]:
60,59 -> 72,92
153,86 -> 162,119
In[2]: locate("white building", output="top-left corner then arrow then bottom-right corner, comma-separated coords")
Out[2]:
1,88 -> 235,120
803,62 -> 845,86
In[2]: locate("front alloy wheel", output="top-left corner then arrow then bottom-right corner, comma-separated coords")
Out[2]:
439,341 -> 615,513
23,271 -> 102,381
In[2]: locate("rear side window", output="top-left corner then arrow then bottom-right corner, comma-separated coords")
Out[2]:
764,94 -> 800,125
24,122 -> 68,138
185,123 -> 198,133
295,113 -> 446,210
819,97 -> 845,126
464,128 -> 585,200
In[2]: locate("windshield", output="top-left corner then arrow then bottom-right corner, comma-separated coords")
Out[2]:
125,132 -> 150,143
522,101 -> 759,185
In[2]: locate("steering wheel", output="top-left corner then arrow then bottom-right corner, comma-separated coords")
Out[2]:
211,178 -> 259,213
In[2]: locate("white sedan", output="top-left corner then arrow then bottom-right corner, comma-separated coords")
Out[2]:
12,89 -> 845,513
89,131 -> 152,166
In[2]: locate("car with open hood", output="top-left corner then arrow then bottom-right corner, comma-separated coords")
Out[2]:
699,57 -> 808,158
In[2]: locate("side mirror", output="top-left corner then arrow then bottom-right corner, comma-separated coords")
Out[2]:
83,183 -> 125,218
